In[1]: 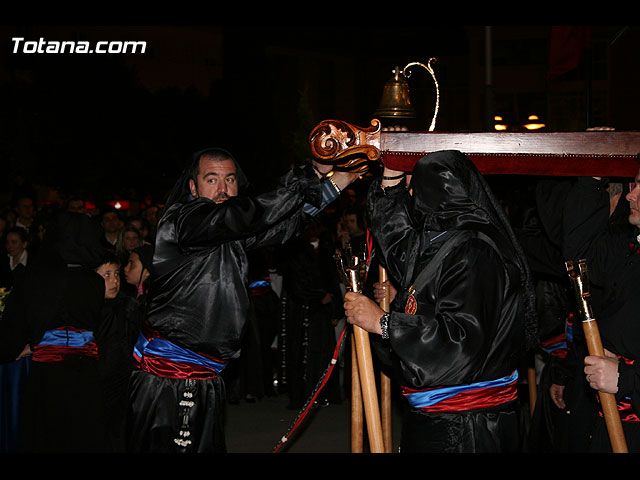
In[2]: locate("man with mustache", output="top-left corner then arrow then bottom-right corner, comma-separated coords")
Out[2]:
127,147 -> 358,453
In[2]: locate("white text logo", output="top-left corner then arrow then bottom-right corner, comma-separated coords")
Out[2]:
12,37 -> 147,54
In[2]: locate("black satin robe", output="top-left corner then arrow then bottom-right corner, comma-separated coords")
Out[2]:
128,164 -> 322,452
146,165 -> 322,361
367,150 -> 532,452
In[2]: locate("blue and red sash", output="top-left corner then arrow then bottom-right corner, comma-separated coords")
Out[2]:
32,326 -> 98,363
402,370 -> 519,413
133,331 -> 226,380
247,277 -> 272,297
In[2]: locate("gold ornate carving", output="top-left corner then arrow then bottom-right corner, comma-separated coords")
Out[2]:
309,118 -> 382,173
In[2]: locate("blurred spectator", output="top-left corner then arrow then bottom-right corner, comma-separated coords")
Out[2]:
14,196 -> 35,233
282,220 -> 343,410
140,205 -> 160,242
338,206 -> 367,253
66,197 -> 87,215
0,226 -> 31,451
116,225 -> 142,264
1,227 -> 29,289
99,207 -> 123,252
0,215 -> 8,242
125,216 -> 152,246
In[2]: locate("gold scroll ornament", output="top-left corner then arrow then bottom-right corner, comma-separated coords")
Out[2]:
566,259 -> 628,453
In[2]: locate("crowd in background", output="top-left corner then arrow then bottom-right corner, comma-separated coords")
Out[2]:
1,169 -> 638,453
0,180 -> 372,452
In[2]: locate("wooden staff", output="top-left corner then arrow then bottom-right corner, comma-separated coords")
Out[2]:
350,335 -> 364,452
352,323 -> 385,452
527,364 -> 537,417
378,265 -> 393,453
336,251 -> 385,453
566,259 -> 628,453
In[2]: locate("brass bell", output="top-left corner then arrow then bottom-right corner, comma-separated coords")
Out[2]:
374,66 -> 416,118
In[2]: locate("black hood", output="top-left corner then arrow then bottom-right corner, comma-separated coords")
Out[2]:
407,150 -> 507,237
134,243 -> 155,276
407,150 -> 538,350
37,210 -> 105,269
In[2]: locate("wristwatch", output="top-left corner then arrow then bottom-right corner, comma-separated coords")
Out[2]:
379,312 -> 390,339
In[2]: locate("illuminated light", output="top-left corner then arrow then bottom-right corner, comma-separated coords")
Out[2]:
494,124 -> 508,131
523,114 -> 545,130
494,115 -> 503,121
107,200 -> 130,210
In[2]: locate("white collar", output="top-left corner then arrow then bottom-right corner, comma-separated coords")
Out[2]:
9,250 -> 28,270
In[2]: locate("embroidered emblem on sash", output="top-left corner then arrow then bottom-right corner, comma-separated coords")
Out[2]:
405,285 -> 417,314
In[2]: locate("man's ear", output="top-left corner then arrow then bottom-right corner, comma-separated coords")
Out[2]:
189,179 -> 198,198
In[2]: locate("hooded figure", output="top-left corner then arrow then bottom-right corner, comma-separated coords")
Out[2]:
127,147 -> 347,453
348,150 -> 537,453
0,211 -> 110,452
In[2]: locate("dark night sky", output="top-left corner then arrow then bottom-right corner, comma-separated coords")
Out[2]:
0,24 -> 471,206
1,21 -> 636,208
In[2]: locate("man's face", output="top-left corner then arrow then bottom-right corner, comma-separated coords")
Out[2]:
626,167 -> 640,227
16,198 -> 34,220
343,214 -> 361,235
67,199 -> 85,214
101,212 -> 122,233
189,157 -> 238,204
142,206 -> 158,226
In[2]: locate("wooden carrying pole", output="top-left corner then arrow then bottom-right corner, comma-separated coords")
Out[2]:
566,260 -> 628,453
352,324 -> 385,453
378,265 -> 393,453
337,251 -> 385,453
308,119 -> 640,178
350,335 -> 364,452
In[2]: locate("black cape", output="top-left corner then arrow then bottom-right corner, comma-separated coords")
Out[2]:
367,150 -> 536,452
